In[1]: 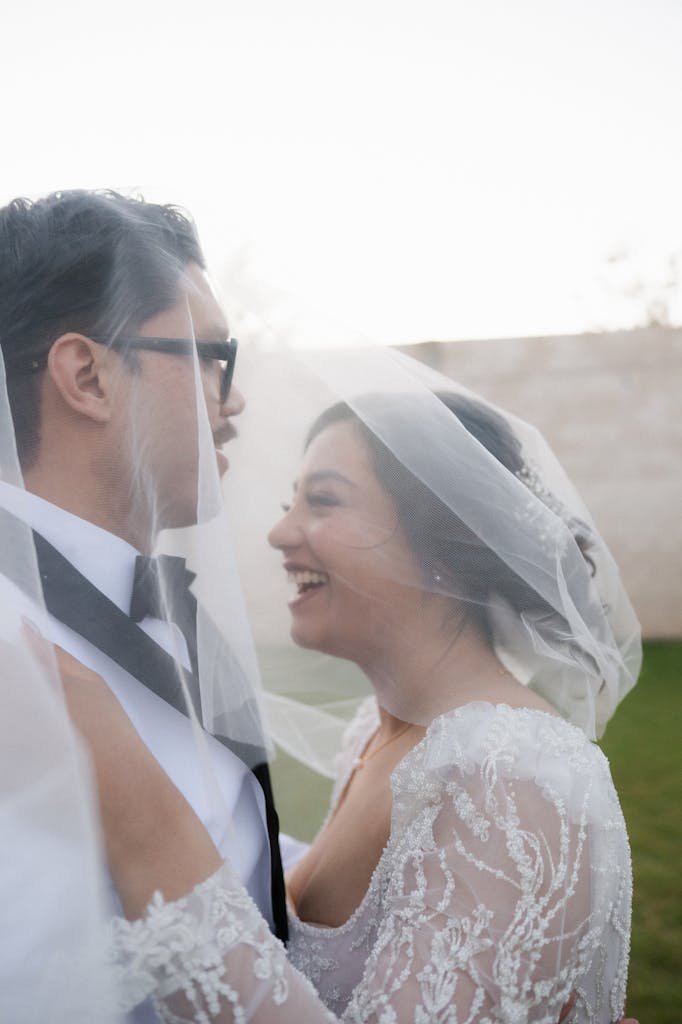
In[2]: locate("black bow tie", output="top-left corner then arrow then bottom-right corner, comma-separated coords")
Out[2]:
129,554 -> 197,624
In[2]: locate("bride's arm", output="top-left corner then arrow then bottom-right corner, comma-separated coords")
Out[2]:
50,646 -> 337,1021
56,647 -> 638,1024
54,645 -> 222,917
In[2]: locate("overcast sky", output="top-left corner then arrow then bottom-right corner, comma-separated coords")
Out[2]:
3,0 -> 681,345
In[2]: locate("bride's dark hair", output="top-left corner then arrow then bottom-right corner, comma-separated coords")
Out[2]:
305,391 -> 595,647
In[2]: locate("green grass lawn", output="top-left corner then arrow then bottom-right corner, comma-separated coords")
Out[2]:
271,642 -> 682,1022
599,642 -> 682,1023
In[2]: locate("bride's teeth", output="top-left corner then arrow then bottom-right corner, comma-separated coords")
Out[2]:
287,570 -> 329,585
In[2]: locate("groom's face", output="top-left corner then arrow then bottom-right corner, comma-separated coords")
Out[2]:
116,262 -> 244,530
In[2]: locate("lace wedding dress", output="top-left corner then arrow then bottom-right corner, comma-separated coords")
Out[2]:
111,699 -> 632,1023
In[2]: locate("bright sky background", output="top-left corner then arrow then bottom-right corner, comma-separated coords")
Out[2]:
2,0 -> 681,345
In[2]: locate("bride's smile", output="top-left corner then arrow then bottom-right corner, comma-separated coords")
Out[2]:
284,567 -> 331,608
269,418 -> 426,666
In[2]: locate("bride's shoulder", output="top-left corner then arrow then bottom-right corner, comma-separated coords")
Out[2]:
430,700 -> 595,760
391,702 -> 620,824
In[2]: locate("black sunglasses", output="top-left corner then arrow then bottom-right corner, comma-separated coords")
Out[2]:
94,335 -> 239,405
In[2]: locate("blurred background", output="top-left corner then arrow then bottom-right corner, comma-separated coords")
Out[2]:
2,0 -> 680,1018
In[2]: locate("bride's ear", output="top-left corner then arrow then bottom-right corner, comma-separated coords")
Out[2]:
46,334 -> 116,423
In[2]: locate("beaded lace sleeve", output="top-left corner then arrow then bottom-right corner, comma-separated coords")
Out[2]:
110,704 -> 631,1023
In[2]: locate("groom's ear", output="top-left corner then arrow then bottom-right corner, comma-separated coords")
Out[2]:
46,334 -> 118,424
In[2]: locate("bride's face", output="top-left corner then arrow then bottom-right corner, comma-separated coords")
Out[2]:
268,420 -> 425,663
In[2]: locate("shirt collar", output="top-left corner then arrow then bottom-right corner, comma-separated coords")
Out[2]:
0,481 -> 140,614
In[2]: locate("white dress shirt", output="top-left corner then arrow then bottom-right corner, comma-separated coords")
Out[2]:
0,481 -> 273,1023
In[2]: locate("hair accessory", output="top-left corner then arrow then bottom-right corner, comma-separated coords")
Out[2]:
515,462 -> 567,519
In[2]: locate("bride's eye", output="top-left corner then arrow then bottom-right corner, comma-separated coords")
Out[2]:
306,491 -> 340,509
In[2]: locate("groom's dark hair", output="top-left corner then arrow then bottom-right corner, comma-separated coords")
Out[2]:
0,189 -> 205,468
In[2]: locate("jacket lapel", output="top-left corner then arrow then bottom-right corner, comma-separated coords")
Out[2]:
33,530 -> 203,721
33,527 -> 290,943
9,513 -> 289,944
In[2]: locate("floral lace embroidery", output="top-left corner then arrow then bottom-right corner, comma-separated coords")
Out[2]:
111,703 -> 631,1023
110,871 -> 297,1022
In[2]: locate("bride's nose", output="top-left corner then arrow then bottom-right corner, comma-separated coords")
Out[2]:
268,506 -> 301,550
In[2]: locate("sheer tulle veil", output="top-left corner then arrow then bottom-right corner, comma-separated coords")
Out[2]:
0,190 -> 641,1018
0,191 -> 271,1018
227,339 -> 641,779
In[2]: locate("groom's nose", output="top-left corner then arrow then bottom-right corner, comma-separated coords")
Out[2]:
220,383 -> 246,418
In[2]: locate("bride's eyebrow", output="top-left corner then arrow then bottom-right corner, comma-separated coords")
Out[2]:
301,470 -> 357,489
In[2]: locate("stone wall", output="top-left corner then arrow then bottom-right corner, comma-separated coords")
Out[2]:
400,327 -> 682,640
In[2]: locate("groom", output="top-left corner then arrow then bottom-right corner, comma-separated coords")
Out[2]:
0,190 -> 287,1018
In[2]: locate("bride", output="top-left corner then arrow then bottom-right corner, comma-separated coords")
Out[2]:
55,379 -> 640,1023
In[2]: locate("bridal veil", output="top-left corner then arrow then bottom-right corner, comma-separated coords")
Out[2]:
0,189 -> 641,1019
228,339 -> 642,774
0,191 -> 270,1020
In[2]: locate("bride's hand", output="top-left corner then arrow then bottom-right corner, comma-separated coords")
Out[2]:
23,625 -> 222,918
22,622 -> 147,811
